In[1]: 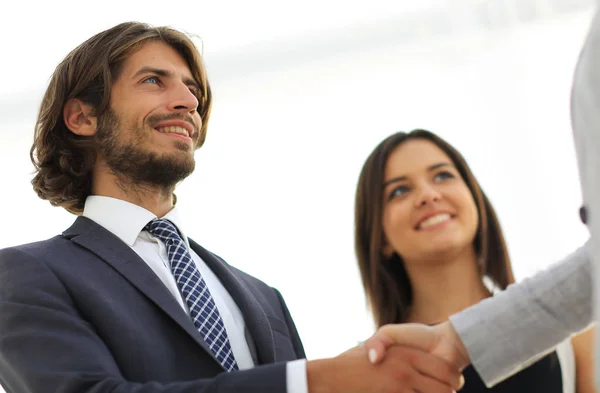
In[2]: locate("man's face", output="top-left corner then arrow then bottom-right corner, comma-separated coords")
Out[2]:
95,40 -> 204,189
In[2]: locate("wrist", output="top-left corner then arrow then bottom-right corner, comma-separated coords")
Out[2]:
306,358 -> 334,393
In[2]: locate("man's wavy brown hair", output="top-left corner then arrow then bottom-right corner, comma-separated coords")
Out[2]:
30,22 -> 212,215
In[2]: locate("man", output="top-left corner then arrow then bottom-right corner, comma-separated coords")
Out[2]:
0,22 -> 463,393
364,4 -> 600,391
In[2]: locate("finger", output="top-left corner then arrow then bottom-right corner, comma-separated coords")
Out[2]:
410,349 -> 464,391
409,370 -> 457,393
365,340 -> 386,364
364,323 -> 439,364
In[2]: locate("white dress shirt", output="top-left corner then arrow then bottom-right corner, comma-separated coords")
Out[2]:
82,196 -> 307,393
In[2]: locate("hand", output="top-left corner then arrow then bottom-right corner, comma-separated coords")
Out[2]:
363,322 -> 471,371
306,343 -> 463,393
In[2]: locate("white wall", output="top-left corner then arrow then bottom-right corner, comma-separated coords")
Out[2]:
0,1 -> 594,362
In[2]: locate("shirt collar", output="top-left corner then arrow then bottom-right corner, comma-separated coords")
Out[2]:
161,205 -> 191,247
82,195 -> 190,247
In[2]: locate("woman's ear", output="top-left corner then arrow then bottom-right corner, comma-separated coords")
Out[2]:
63,98 -> 97,136
382,239 -> 394,258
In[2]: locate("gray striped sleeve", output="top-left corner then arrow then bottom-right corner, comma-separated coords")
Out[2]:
449,242 -> 593,387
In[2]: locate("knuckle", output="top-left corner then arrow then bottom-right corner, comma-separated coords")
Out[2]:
395,369 -> 414,384
402,347 -> 419,363
436,365 -> 452,381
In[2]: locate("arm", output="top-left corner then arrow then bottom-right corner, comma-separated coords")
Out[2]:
570,6 -> 600,392
0,247 -> 462,393
572,325 -> 596,393
449,242 -> 593,386
272,288 -> 463,393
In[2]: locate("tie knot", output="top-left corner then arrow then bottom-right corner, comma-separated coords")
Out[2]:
145,218 -> 182,243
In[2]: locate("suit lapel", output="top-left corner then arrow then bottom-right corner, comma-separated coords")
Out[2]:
63,217 -> 225,370
190,240 -> 276,365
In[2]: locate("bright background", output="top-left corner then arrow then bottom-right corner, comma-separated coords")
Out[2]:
0,0 -> 595,364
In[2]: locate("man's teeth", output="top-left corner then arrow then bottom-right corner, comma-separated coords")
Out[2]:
156,126 -> 189,137
419,213 -> 451,229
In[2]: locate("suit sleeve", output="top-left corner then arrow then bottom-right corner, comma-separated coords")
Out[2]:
0,247 -> 288,393
449,241 -> 593,388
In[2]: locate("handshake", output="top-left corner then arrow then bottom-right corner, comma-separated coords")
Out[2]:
306,321 -> 470,393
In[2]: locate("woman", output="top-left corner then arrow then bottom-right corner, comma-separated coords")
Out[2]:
354,129 -> 594,392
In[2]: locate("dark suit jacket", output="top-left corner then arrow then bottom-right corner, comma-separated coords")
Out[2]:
0,217 -> 306,393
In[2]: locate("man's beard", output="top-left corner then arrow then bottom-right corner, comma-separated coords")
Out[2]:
95,109 -> 195,191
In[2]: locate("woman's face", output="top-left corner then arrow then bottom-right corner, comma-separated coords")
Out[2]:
381,139 -> 479,264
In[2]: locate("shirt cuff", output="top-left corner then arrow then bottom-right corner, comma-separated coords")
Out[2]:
286,359 -> 308,393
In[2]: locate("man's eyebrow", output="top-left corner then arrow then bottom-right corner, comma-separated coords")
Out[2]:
132,66 -> 169,79
132,66 -> 201,90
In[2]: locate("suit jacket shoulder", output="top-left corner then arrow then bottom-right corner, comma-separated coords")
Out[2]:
0,218 -> 299,393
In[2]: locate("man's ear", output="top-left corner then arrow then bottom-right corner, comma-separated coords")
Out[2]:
63,98 -> 98,136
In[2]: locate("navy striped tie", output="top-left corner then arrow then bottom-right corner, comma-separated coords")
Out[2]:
145,218 -> 239,371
